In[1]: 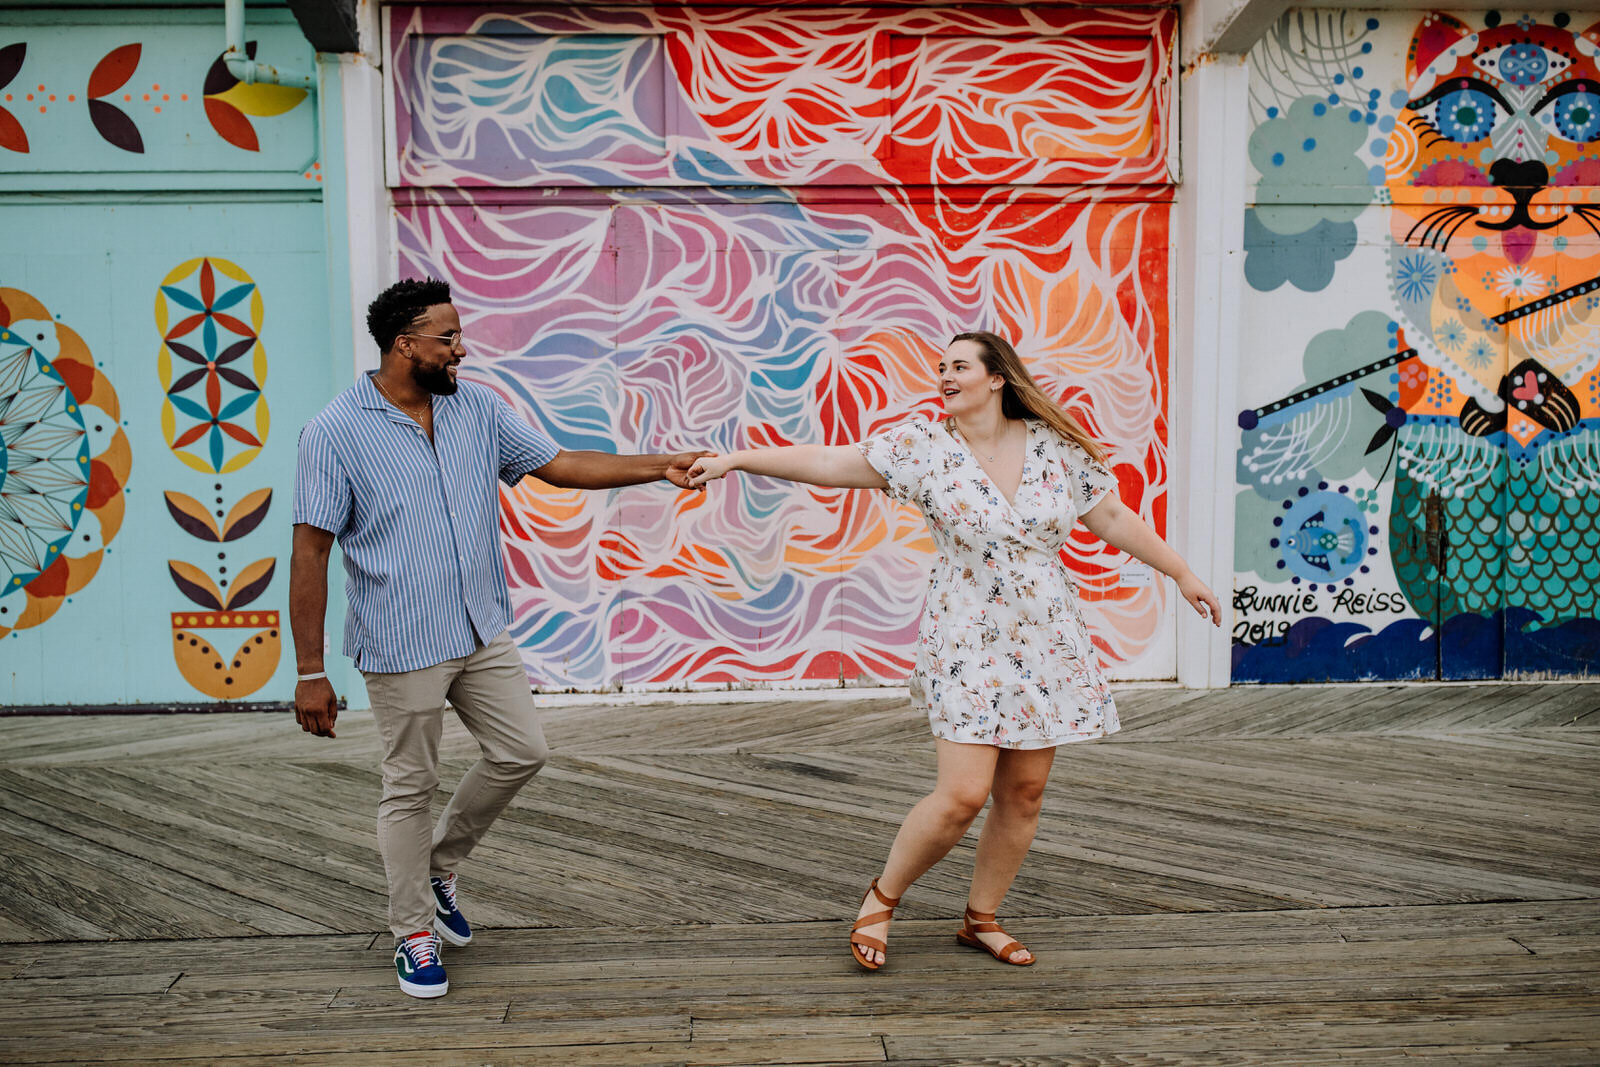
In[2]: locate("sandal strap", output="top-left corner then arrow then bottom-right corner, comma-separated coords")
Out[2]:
850,933 -> 887,953
991,938 -> 1026,960
868,878 -> 901,908
964,906 -> 997,922
852,909 -> 895,932
965,919 -> 1005,934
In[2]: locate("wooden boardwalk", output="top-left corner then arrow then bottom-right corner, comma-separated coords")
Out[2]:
0,682 -> 1596,1064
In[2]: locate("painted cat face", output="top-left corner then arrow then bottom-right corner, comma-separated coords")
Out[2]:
1385,13 -> 1600,442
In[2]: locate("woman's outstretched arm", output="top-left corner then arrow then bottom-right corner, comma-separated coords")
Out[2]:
689,444 -> 888,490
1080,495 -> 1222,626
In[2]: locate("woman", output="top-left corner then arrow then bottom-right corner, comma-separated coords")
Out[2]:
688,331 -> 1220,970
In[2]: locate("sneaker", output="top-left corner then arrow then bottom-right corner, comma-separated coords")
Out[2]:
393,930 -> 447,998
431,873 -> 473,947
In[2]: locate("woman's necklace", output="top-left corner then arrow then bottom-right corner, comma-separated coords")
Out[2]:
953,417 -> 1014,462
374,373 -> 431,423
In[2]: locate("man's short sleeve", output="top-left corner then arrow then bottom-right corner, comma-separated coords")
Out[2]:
494,393 -> 560,485
293,420 -> 353,535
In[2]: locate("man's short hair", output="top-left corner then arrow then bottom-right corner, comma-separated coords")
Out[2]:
366,278 -> 452,352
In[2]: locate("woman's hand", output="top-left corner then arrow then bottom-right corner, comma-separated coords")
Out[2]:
1177,572 -> 1223,627
688,454 -> 736,487
665,451 -> 715,491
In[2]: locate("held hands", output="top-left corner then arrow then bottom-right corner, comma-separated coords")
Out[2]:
294,677 -> 339,739
665,451 -> 716,491
687,454 -> 736,487
1177,572 -> 1223,628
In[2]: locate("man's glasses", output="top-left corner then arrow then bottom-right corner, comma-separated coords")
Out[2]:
407,331 -> 465,349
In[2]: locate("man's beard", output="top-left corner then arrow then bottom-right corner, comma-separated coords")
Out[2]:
412,361 -> 458,395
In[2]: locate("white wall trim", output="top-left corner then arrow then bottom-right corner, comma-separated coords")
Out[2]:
1172,55 -> 1251,687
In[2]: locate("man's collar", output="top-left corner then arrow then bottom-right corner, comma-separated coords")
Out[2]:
356,370 -> 387,410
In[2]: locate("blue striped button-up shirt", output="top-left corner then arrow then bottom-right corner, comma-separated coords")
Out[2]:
292,372 -> 559,674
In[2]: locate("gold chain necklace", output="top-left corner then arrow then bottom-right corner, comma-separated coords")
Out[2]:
953,417 -> 1015,462
373,374 -> 431,423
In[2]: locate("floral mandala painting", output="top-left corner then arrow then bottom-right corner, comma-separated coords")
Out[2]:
0,287 -> 131,638
155,257 -> 269,474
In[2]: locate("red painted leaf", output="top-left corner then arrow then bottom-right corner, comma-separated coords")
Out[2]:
205,369 -> 220,413
218,422 -> 262,447
204,97 -> 258,152
27,556 -> 69,598
88,98 -> 144,153
166,315 -> 207,340
0,107 -> 26,153
171,422 -> 211,448
212,313 -> 254,337
88,43 -> 141,99
86,459 -> 120,508
200,259 -> 215,308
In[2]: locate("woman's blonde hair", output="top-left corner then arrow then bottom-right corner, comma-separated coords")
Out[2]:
949,331 -> 1110,465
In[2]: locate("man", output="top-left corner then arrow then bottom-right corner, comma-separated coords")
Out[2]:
290,278 -> 705,999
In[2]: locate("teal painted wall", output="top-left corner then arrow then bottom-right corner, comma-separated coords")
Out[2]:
0,5 -> 353,706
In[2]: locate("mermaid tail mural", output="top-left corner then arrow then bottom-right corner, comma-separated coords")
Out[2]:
1237,11 -> 1600,679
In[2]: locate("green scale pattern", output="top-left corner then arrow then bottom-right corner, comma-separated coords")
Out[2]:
1390,458 -> 1600,629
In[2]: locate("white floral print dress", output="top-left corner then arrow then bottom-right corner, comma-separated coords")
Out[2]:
859,417 -> 1120,749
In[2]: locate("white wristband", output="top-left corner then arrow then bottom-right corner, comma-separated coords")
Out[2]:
297,671 -> 327,682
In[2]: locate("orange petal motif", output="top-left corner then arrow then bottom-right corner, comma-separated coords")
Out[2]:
88,43 -> 141,99
221,488 -> 272,541
168,560 -> 224,610
204,97 -> 259,152
0,107 -> 26,154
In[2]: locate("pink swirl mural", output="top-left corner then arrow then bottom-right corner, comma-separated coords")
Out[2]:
389,4 -> 1174,688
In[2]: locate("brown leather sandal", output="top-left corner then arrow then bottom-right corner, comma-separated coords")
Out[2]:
956,906 -> 1035,966
849,878 -> 901,971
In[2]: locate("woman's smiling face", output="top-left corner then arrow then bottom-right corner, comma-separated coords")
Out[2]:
937,339 -> 1003,417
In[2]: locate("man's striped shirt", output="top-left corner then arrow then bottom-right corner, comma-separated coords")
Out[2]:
293,372 -> 558,674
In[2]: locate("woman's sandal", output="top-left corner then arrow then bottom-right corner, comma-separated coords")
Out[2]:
849,878 -> 902,971
955,906 -> 1036,966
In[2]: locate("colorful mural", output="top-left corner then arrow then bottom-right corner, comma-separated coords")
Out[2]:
389,4 -> 1177,688
0,16 -> 315,187
155,257 -> 281,699
0,5 -> 335,708
0,288 -> 131,640
1236,10 -> 1600,680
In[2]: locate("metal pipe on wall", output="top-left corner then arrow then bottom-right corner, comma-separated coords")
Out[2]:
224,0 -> 317,90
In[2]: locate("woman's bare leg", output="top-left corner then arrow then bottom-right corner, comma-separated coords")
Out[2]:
853,740 -> 997,967
964,745 -> 1057,963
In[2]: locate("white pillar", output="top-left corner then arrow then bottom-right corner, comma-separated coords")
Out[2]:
318,0 -> 387,381
1172,55 -> 1250,687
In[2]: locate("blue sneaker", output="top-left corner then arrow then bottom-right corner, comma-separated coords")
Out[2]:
394,930 -> 447,998
431,873 -> 472,947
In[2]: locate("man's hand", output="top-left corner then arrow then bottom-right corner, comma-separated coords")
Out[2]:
665,451 -> 715,490
295,677 -> 340,738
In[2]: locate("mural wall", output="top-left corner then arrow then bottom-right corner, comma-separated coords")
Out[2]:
1235,10 -> 1600,680
388,4 -> 1178,689
0,8 -> 341,706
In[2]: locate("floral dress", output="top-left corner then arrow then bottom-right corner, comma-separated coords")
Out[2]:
859,417 -> 1120,749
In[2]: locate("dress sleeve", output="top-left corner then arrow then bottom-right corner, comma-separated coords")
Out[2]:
856,420 -> 932,504
1062,439 -> 1119,514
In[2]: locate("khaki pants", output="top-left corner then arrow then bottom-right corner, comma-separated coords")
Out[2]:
362,630 -> 548,940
